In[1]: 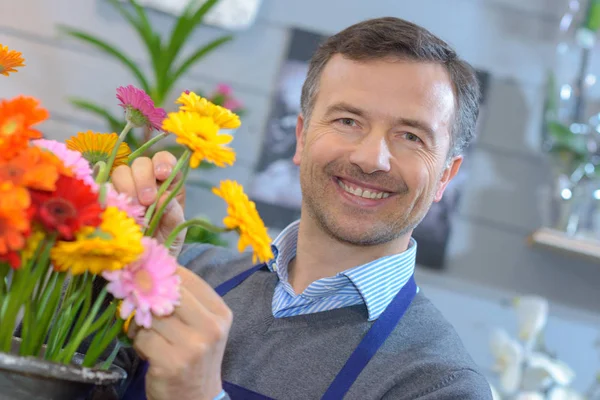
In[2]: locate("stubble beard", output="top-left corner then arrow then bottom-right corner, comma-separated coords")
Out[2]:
300,161 -> 435,247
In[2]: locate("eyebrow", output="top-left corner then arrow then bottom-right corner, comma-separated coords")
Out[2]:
324,102 -> 436,142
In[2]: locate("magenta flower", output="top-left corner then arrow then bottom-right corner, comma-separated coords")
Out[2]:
216,83 -> 232,97
223,98 -> 243,111
104,183 -> 146,226
103,237 -> 181,328
116,85 -> 166,131
32,139 -> 97,189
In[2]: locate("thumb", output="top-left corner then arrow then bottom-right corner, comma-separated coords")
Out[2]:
156,195 -> 187,257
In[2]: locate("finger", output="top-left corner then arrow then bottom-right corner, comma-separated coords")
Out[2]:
172,286 -> 217,328
177,267 -> 232,318
131,157 -> 157,206
150,312 -> 195,346
152,151 -> 178,181
133,328 -> 171,362
111,165 -> 137,200
156,193 -> 185,233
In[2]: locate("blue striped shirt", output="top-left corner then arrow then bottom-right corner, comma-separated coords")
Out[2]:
267,220 -> 417,321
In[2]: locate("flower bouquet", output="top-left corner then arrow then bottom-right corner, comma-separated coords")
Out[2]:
0,44 -> 273,399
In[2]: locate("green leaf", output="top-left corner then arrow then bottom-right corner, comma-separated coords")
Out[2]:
165,35 -> 233,94
164,0 -> 220,73
58,26 -> 151,93
108,0 -> 163,87
69,98 -> 125,132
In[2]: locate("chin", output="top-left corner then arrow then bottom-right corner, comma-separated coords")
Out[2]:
319,215 -> 401,247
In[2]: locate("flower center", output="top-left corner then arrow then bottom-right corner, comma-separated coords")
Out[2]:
0,164 -> 24,184
125,107 -> 148,128
1,119 -> 19,136
43,198 -> 77,224
133,269 -> 154,294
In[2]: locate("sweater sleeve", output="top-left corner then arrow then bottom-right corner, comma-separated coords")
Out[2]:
382,369 -> 493,400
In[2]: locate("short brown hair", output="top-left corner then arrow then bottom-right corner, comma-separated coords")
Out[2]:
300,17 -> 481,158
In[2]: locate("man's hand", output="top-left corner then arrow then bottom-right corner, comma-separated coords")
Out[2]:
111,151 -> 187,257
129,267 -> 233,400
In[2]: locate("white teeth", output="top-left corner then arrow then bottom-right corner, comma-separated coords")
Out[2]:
338,179 -> 390,200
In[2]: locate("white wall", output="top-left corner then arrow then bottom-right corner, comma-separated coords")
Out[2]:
2,0 -> 599,315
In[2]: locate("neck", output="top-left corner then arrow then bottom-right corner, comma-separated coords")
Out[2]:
288,216 -> 412,294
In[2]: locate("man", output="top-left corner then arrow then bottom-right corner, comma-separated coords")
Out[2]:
112,17 -> 493,400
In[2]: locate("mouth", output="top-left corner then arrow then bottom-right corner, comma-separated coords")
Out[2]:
334,177 -> 393,201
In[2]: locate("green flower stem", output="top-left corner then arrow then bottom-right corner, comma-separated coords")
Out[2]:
146,160 -> 190,238
127,131 -> 169,163
164,218 -> 230,250
144,150 -> 190,235
93,161 -> 107,184
58,287 -> 108,364
100,338 -> 122,370
28,272 -> 66,357
0,263 -> 9,299
98,122 -> 133,184
0,238 -> 53,353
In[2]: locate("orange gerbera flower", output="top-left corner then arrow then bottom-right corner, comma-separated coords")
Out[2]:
0,96 -> 49,159
0,147 -> 60,191
0,44 -> 25,77
0,182 -> 31,256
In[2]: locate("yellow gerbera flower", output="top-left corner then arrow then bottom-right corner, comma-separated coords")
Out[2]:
51,206 -> 144,275
176,91 -> 241,130
212,180 -> 273,263
21,227 -> 45,265
66,131 -> 131,173
0,45 -> 25,76
162,111 -> 236,168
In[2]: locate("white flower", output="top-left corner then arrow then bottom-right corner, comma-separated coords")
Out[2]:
527,353 -> 575,387
514,392 -> 545,400
489,384 -> 503,400
513,296 -> 548,347
548,387 -> 585,400
490,329 -> 524,393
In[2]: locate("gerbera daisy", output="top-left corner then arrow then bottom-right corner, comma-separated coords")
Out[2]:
0,146 -> 60,191
65,131 -> 131,174
33,139 -> 97,187
0,182 -> 31,258
0,96 -> 49,159
176,91 -> 241,130
162,110 -> 236,168
212,180 -> 273,263
116,85 -> 166,131
104,236 -> 181,328
0,44 -> 25,76
51,206 -> 144,275
29,175 -> 102,241
104,183 -> 146,226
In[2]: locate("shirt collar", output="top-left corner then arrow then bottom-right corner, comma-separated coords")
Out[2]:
267,220 -> 417,321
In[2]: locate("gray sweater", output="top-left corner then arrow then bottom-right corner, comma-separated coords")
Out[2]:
175,244 -> 493,400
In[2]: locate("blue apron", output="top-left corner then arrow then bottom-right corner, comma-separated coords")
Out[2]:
122,263 -> 417,400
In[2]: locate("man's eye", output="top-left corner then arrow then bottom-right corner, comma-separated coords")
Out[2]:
404,132 -> 421,142
337,118 -> 357,127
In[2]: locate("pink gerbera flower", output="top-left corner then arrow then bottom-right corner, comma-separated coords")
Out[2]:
116,85 -> 166,132
103,236 -> 181,328
32,139 -> 97,189
104,183 -> 146,226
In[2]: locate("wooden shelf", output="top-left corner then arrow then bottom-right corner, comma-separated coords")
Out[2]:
529,228 -> 600,262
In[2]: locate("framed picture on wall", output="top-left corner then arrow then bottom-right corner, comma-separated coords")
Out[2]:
248,28 -> 490,270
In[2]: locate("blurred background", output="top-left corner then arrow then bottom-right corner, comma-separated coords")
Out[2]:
2,0 -> 600,397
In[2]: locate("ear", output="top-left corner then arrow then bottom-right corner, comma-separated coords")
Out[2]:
434,156 -> 463,202
292,114 -> 306,166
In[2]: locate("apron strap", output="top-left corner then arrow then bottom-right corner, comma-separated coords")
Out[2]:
223,381 -> 276,400
215,263 -> 266,297
320,275 -> 417,400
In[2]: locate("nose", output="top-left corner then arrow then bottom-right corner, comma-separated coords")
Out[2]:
348,133 -> 392,174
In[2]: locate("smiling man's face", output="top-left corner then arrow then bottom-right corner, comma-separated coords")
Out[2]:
293,55 -> 462,246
